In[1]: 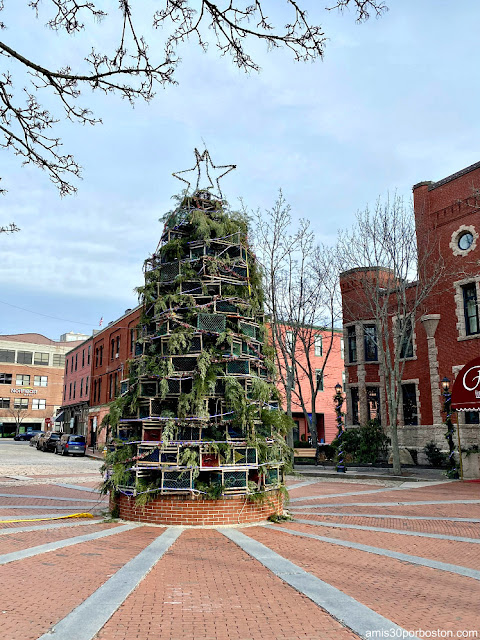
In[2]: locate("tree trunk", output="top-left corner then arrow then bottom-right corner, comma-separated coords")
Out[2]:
389,420 -> 401,475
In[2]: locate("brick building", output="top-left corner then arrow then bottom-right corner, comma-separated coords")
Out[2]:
88,306 -> 141,448
0,333 -> 86,435
340,160 -> 480,458
58,337 -> 93,437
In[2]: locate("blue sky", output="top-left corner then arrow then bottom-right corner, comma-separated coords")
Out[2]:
1,1 -> 479,339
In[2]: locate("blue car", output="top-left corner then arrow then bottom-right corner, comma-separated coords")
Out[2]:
55,434 -> 86,456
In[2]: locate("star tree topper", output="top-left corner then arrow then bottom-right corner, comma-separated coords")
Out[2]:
173,148 -> 236,198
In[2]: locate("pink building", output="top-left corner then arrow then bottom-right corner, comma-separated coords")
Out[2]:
274,327 -> 345,445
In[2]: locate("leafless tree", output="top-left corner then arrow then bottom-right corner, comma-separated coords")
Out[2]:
6,403 -> 31,434
337,194 -> 446,475
254,191 -> 340,453
0,1 -> 386,195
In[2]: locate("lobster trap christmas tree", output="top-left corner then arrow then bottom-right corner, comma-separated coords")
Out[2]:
102,150 -> 291,515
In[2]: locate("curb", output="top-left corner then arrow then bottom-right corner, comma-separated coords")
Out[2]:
294,470 -> 447,482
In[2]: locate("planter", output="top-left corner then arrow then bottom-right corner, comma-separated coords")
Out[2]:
461,452 -> 480,479
111,490 -> 284,526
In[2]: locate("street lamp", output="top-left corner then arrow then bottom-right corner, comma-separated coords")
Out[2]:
442,377 -> 459,479
334,382 -> 346,473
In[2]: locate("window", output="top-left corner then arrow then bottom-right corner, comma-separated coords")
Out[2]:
465,411 -> 480,424
292,421 -> 300,443
69,382 -> 72,399
80,378 -> 83,397
286,366 -> 295,391
350,388 -> 359,424
130,329 -> 135,355
17,351 -> 33,364
93,379 -> 97,403
315,369 -> 324,391
65,358 -> 68,373
98,377 -> 102,401
16,374 -> 30,386
53,353 -> 65,368
402,384 -> 418,425
99,345 -> 103,366
314,335 -> 323,357
34,352 -> 49,366
82,349 -> 85,368
0,373 -> 12,384
85,376 -> 89,397
95,348 -> 99,368
73,381 -> 76,399
63,384 -> 66,403
347,326 -> 357,363
116,336 -> 120,356
285,331 -> 294,353
364,325 -> 378,361
75,353 -> 78,371
32,398 -> 46,410
342,370 -> 346,390
367,387 -> 381,422
14,398 -> 28,409
0,398 -> 10,408
114,372 -> 118,397
34,375 -> 48,387
340,338 -> 344,360
399,318 -> 414,359
111,338 -> 115,360
463,283 -> 479,336
87,345 -> 91,365
71,357 -> 74,373
109,374 -> 113,399
0,349 -> 15,363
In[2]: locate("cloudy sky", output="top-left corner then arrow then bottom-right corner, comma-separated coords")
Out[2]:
0,1 -> 479,340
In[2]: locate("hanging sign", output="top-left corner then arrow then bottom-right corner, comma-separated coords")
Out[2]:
451,356 -> 480,411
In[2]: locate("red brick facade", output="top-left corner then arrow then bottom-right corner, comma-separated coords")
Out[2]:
340,161 -> 480,458
88,306 -> 142,448
112,490 -> 284,526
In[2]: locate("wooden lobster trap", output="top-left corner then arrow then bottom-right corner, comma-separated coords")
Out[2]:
161,469 -> 193,492
210,469 -> 249,493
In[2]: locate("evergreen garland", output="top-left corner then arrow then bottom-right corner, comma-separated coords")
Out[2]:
101,190 -> 292,502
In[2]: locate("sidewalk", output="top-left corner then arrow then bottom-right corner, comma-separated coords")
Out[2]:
293,464 -> 447,482
86,447 -> 105,461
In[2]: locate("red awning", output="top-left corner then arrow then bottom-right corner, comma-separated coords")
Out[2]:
451,356 -> 480,412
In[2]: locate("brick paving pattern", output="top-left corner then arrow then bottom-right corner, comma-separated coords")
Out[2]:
243,525 -> 480,634
268,520 -> 480,569
1,441 -> 479,640
96,528 -> 359,640
0,527 -> 163,640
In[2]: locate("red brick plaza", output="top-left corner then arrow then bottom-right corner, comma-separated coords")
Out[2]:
1,466 -> 479,640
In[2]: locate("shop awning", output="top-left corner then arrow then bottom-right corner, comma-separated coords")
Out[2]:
451,357 -> 480,412
54,411 -> 65,422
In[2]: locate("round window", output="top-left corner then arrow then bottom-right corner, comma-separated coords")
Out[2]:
458,232 -> 474,251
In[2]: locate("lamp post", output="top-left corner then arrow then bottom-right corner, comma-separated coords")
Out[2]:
442,377 -> 459,480
334,382 -> 346,473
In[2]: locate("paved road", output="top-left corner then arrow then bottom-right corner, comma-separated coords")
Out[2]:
0,440 -> 479,640
0,439 -> 102,484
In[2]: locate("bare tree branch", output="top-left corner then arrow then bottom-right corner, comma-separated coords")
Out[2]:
0,1 -> 386,194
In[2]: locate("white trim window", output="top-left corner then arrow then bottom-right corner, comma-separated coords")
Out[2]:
34,375 -> 48,387
32,398 -> 46,410
314,335 -> 323,356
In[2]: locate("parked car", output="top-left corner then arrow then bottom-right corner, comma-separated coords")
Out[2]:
29,432 -> 45,446
14,430 -> 43,442
37,431 -> 62,452
55,434 -> 86,456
